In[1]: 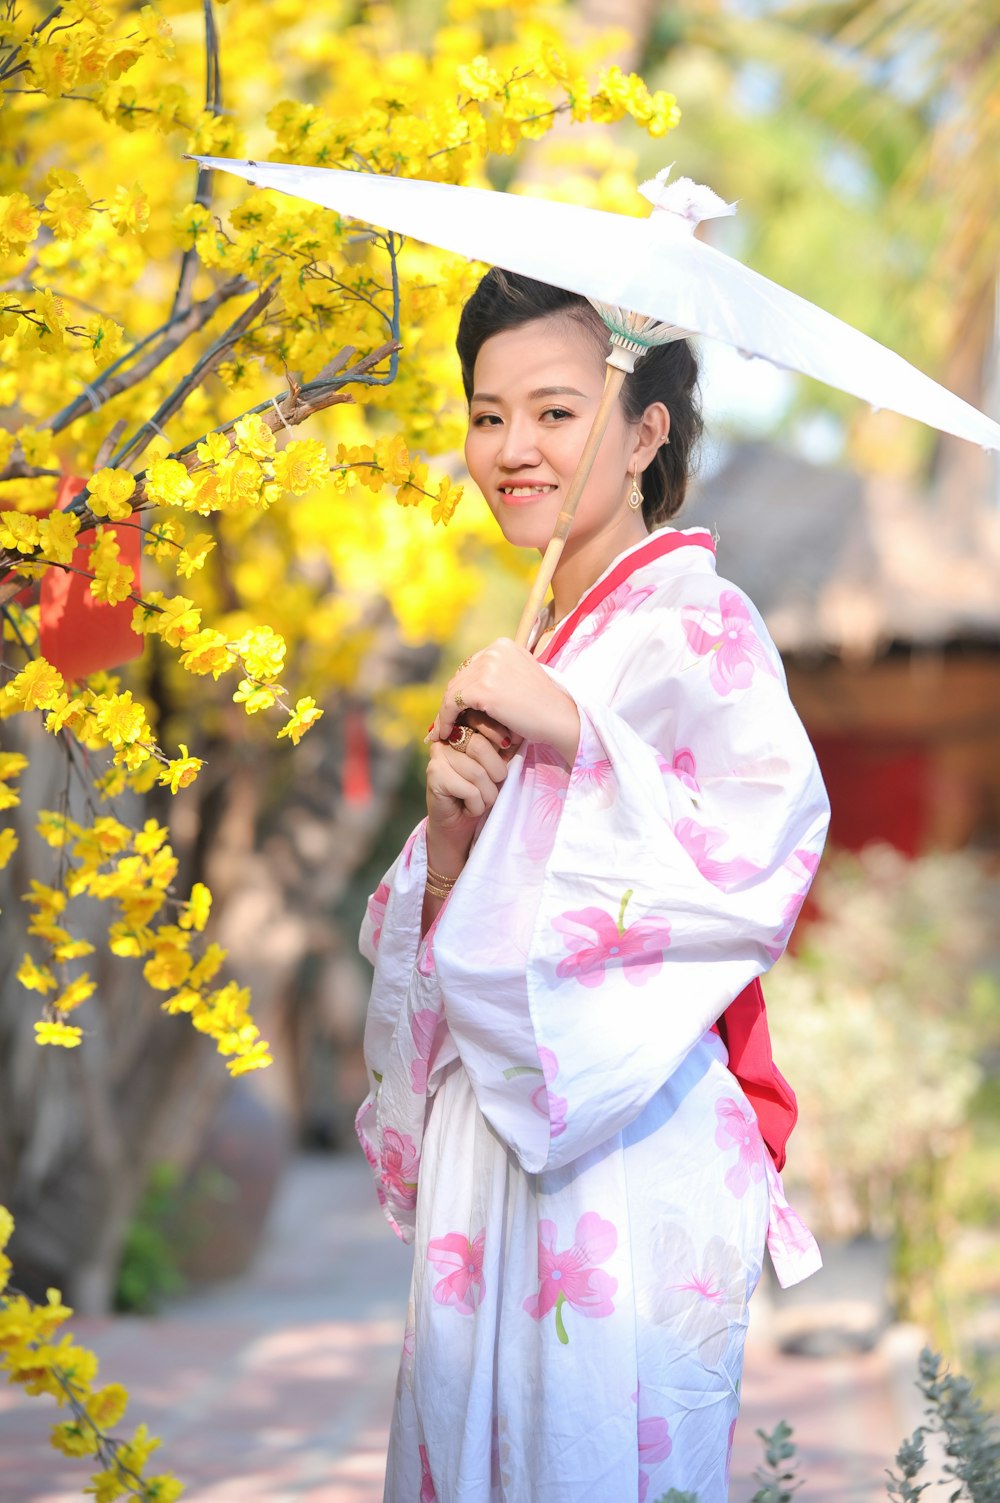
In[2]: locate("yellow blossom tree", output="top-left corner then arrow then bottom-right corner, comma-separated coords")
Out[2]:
0,0 -> 680,1334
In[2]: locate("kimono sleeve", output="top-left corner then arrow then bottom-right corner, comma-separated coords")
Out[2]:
435,578 -> 829,1173
357,819 -> 429,1079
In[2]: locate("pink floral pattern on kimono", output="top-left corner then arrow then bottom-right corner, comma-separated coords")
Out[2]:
658,746 -> 700,795
557,581 -> 656,665
427,1229 -> 486,1316
674,817 -> 763,890
553,890 -> 671,989
530,1047 -> 567,1139
357,1112 -> 387,1209
409,1007 -> 438,1095
638,1415 -> 672,1502
523,1212 -> 618,1344
366,879 -> 390,951
649,1223 -> 747,1367
765,847 -> 821,959
764,1157 -> 822,1269
715,1096 -> 766,1197
521,753 -> 571,861
418,1443 -> 437,1502
682,590 -> 778,696
380,1128 -> 419,1212
570,748 -> 615,800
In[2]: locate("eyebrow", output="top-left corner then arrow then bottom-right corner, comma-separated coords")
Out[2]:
470,385 -> 588,403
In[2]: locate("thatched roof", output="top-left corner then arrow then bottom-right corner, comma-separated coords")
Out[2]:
683,444 -> 1000,660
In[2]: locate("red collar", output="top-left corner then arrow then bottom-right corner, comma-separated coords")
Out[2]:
537,529 -> 715,665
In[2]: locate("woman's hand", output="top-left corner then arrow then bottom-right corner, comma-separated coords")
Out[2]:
429,639 -> 581,765
425,729 -> 512,874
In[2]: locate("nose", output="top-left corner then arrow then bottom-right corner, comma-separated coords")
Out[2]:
497,414 -> 541,470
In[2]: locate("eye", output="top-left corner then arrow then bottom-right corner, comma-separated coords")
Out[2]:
470,412 -> 502,427
542,407 -> 573,422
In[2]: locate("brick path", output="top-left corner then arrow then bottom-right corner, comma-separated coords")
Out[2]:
1,1154 -> 936,1502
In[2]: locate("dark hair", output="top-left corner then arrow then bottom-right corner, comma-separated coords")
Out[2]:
456,268 -> 702,526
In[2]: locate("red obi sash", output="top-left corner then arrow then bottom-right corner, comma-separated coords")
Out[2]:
712,978 -> 796,1170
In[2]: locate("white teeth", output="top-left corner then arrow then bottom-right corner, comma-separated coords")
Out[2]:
501,485 -> 555,496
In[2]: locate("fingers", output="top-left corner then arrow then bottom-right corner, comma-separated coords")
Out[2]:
427,741 -> 503,818
461,727 -> 510,784
461,710 -> 517,754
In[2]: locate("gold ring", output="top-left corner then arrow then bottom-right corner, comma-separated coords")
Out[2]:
459,656 -> 473,670
454,689 -> 466,710
449,725 -> 474,753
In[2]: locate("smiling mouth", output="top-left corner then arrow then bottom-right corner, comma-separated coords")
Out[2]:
498,484 -> 557,498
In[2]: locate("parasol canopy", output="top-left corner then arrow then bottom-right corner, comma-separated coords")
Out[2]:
190,155 -> 1000,453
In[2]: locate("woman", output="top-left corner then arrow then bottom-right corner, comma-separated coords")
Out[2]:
356,270 -> 829,1503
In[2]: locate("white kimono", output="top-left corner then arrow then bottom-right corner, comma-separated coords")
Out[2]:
356,528 -> 829,1503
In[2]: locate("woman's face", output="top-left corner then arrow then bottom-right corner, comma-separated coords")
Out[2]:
464,314 -> 642,555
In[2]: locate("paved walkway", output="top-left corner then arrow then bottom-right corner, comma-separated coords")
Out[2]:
2,1154 -> 936,1502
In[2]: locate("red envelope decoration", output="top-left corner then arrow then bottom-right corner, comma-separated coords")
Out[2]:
39,474 -> 143,682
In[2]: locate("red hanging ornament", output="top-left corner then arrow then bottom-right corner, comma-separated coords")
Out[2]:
39,475 -> 143,682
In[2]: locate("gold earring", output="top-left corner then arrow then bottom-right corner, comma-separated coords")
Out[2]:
627,462 -> 643,512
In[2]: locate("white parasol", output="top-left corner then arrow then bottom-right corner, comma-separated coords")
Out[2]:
191,155 -> 1000,640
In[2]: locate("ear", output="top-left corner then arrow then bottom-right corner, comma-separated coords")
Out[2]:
631,402 -> 670,470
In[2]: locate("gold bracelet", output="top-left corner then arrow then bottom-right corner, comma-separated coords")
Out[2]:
426,865 -> 459,891
425,880 -> 454,900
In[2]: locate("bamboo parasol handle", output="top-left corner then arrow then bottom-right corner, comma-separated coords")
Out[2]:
514,363 -> 628,647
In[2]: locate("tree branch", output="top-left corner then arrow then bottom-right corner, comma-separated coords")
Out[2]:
0,277 -> 255,483
108,280 -> 278,469
0,338 -> 401,608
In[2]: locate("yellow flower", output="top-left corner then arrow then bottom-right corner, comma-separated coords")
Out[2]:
143,516 -> 185,562
51,1420 -> 99,1458
17,428 -> 57,467
277,696 -> 324,745
88,529 -> 135,605
18,955 -> 57,994
34,1020 -> 84,1048
108,182 -> 150,236
0,828 -> 18,868
227,1039 -> 274,1076
176,532 -> 215,577
158,744 -> 204,794
232,678 -> 276,714
139,1475 -> 184,1502
144,457 -> 195,508
195,430 -> 230,467
52,937 -> 96,963
0,1206 -> 13,1250
272,438 -> 329,495
0,192 -> 40,248
6,659 -> 65,711
143,933 -> 192,991
87,1381 -> 128,1429
178,629 -> 235,678
0,752 -> 28,781
38,510 -> 81,565
34,289 -> 67,349
236,624 -> 286,681
54,974 -> 97,1013
232,412 -> 276,461
134,819 -> 168,856
88,468 -> 136,522
0,512 -> 42,553
42,170 -> 92,239
148,593 -> 200,646
93,691 -> 147,749
188,942 -> 227,989
178,882 -> 211,932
